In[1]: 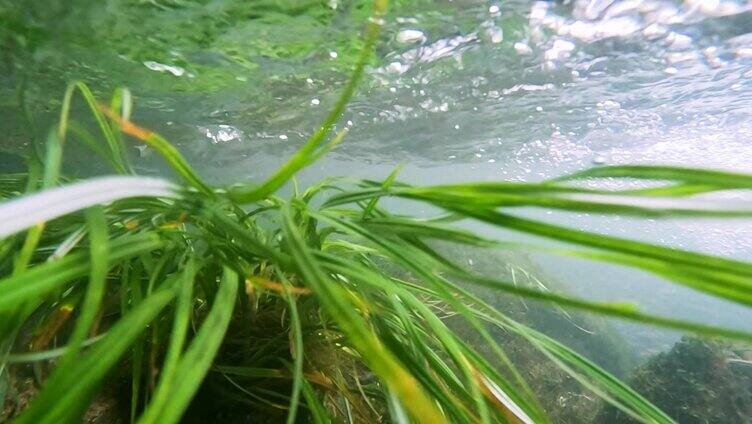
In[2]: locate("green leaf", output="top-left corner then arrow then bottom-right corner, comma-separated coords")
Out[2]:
57,206 -> 109,369
280,274 -> 304,424
558,165 -> 752,190
301,379 -> 332,424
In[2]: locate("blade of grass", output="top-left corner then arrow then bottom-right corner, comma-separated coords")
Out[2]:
0,176 -> 177,239
57,206 -> 109,369
12,127 -> 67,275
453,208 -> 752,277
279,274 -> 304,424
301,379 -> 332,424
4,335 -> 105,363
558,165 -> 752,189
400,184 -> 752,217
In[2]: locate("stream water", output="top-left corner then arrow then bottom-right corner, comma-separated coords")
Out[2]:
3,0 -> 752,409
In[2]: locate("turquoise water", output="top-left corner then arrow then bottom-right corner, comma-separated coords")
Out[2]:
4,0 -> 752,367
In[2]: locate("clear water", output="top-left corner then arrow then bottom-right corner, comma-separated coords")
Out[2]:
3,0 -> 752,368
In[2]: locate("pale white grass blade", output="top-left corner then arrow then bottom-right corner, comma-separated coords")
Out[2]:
0,176 -> 179,239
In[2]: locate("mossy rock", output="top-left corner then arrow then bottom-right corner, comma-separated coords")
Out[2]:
597,337 -> 752,423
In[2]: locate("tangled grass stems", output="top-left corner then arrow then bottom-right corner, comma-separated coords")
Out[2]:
3,1 -> 752,423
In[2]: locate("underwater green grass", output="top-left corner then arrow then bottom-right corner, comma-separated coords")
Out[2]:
3,1 -> 752,423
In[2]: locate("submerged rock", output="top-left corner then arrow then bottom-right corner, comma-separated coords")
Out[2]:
597,337 -> 752,423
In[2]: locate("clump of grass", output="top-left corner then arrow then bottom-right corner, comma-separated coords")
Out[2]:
3,1 -> 752,423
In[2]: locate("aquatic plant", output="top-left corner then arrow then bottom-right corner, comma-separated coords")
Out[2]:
3,1 -> 752,423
